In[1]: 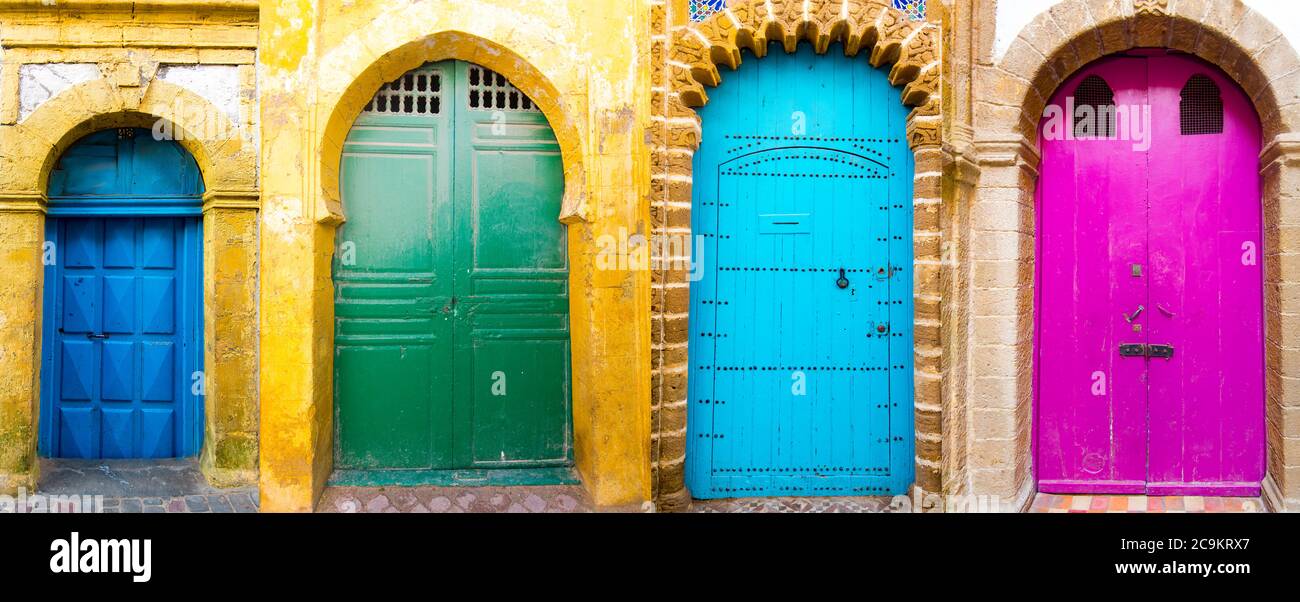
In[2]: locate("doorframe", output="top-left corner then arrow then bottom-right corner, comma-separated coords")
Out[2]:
328,60 -> 577,487
40,209 -> 205,459
962,0 -> 1300,512
652,0 -> 945,508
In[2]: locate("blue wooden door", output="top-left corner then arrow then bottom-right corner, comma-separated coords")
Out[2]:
686,45 -> 914,498
40,128 -> 204,459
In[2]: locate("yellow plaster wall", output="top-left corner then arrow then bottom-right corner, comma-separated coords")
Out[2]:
258,0 -> 653,511
0,1 -> 261,492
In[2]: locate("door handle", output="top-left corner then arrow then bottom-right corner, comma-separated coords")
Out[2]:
439,297 -> 458,315
86,333 -> 110,340
1124,305 -> 1144,323
1157,304 -> 1175,317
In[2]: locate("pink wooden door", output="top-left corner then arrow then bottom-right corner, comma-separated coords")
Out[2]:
1035,52 -> 1264,496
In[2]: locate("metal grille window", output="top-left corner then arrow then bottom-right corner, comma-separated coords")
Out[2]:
363,66 -> 442,115
468,65 -> 540,112
1072,75 -> 1116,138
1180,74 -> 1224,135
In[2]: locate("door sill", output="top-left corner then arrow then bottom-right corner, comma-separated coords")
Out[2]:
1145,482 -> 1261,497
1039,479 -> 1262,497
328,466 -> 580,488
1037,479 -> 1145,494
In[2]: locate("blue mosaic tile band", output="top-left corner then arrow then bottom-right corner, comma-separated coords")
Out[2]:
689,1 -> 925,25
690,0 -> 728,23
892,0 -> 927,22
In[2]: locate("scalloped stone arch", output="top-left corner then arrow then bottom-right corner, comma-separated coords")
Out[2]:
966,0 -> 1300,512
9,78 -> 256,197
651,0 -> 946,509
671,0 -> 941,142
315,29 -> 587,225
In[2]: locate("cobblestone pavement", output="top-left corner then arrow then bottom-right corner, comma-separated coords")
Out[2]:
318,485 -> 597,513
1029,493 -> 1268,513
18,458 -> 259,513
96,491 -> 259,513
688,496 -> 900,513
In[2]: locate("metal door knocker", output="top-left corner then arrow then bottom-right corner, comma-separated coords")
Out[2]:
836,267 -> 850,289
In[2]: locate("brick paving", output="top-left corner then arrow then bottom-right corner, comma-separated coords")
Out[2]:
97,491 -> 259,514
320,487 -> 906,513
1028,493 -> 1267,513
318,485 -> 596,513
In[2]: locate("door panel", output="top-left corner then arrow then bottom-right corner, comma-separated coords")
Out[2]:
41,216 -> 202,459
1035,53 -> 1264,495
334,61 -> 571,477
1036,57 -> 1149,492
686,44 -> 914,498
334,82 -> 454,470
1144,54 -> 1264,493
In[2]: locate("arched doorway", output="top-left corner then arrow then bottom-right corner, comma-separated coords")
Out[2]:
685,43 -> 916,498
40,127 -> 205,459
332,60 -> 573,484
1034,51 -> 1265,495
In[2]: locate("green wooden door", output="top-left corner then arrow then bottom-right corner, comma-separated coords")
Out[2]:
333,61 -> 572,484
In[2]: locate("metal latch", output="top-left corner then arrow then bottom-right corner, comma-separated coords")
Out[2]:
1118,343 -> 1174,359
1119,344 -> 1146,357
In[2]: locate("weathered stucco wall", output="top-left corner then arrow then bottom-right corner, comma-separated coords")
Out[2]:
257,0 -> 653,511
0,0 -> 261,492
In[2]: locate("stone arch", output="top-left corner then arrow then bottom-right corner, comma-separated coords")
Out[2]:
9,77 -> 256,199
0,73 -> 260,489
966,0 -> 1300,512
651,0 -> 946,509
993,0 -> 1299,145
316,29 -> 588,225
670,0 -> 941,140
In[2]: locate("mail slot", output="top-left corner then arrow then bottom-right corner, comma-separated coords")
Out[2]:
759,213 -> 811,234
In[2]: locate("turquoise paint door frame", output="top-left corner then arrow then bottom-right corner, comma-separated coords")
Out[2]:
686,44 -> 915,498
332,61 -> 574,487
39,128 -> 205,459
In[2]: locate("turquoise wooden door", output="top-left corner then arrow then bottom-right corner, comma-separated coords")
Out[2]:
40,128 -> 205,459
334,62 -> 572,484
686,45 -> 915,498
